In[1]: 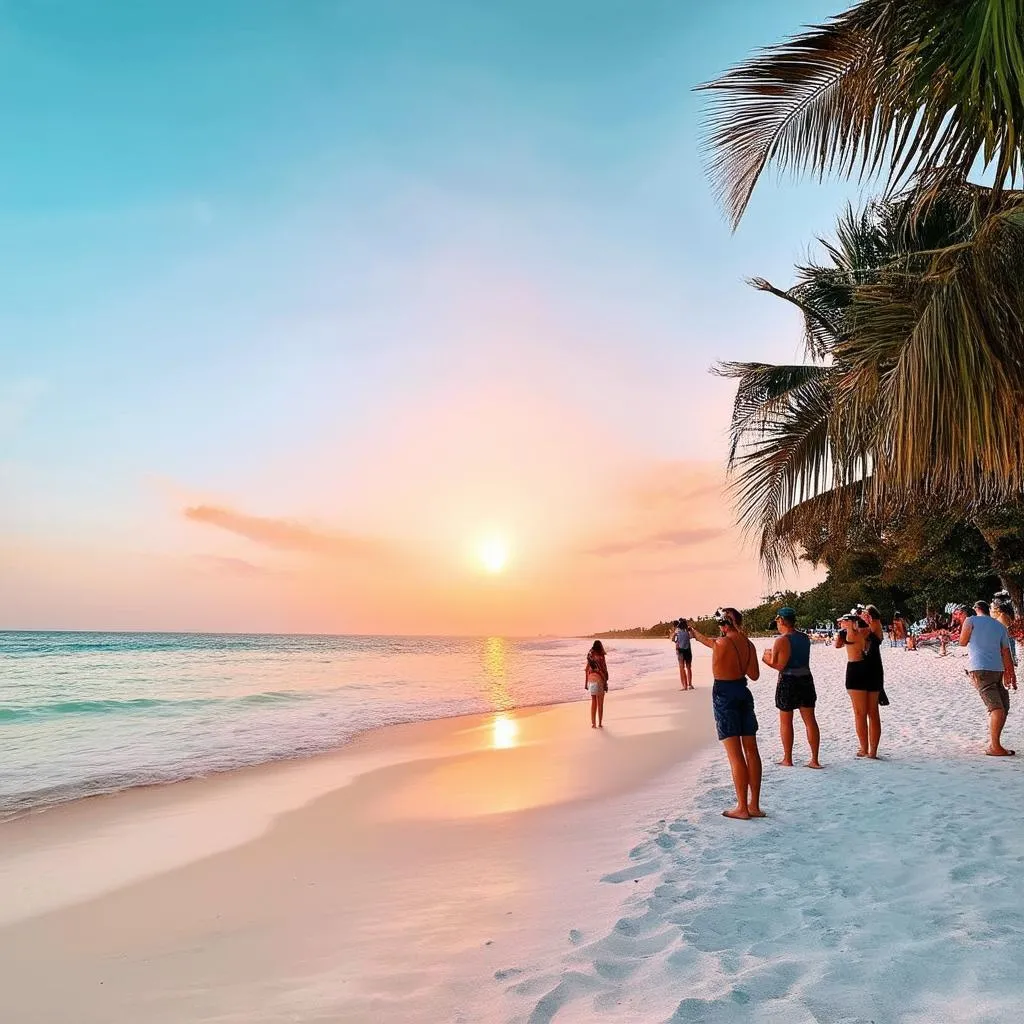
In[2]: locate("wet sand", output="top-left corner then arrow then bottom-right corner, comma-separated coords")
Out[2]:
0,665 -> 713,1022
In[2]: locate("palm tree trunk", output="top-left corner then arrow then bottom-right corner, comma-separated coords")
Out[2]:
975,511 -> 1024,610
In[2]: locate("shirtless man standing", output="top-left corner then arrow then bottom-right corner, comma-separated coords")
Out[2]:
689,608 -> 763,820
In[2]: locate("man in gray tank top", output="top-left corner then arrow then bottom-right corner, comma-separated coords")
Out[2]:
762,607 -> 822,768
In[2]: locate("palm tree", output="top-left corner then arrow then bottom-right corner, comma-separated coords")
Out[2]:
700,0 -> 1024,229
719,186 -> 1024,603
703,0 -> 1024,600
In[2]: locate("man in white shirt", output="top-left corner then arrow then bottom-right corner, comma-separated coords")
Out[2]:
959,600 -> 1017,756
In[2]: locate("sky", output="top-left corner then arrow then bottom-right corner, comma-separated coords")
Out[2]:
0,0 -> 869,635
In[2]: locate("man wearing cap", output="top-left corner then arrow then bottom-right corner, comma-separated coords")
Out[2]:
959,600 -> 1017,756
762,607 -> 822,768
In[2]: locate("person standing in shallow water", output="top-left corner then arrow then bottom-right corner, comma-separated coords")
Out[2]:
836,613 -> 881,758
762,607 -> 822,769
689,609 -> 764,820
584,640 -> 609,729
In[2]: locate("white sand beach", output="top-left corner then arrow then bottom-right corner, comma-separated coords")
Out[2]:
0,655 -> 712,1023
1,641 -> 1021,1023
503,642 -> 1024,1024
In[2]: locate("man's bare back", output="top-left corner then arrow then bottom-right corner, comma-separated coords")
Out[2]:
712,631 -> 758,681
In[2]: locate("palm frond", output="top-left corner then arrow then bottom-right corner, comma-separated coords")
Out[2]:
717,179 -> 1024,576
698,10 -> 884,228
713,361 -> 836,463
700,0 -> 1024,227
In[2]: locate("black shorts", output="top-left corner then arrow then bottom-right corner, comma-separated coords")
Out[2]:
775,673 -> 816,711
845,661 -> 882,692
676,647 -> 692,665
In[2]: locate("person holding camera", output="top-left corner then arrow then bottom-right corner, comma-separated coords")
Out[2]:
762,607 -> 822,769
672,618 -> 694,690
688,608 -> 764,820
836,612 -> 881,758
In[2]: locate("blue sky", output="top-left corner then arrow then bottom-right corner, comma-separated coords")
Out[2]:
1,0 -> 867,631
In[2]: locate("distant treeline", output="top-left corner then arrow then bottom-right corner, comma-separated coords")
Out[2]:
592,536 -> 1014,642
592,616 -> 720,640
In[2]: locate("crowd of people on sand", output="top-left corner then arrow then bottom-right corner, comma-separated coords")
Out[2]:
585,593 -> 1019,820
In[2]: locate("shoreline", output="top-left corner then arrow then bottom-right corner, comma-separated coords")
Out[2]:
4,643 -> 1021,1021
1,636 -> 676,823
0,664 -> 716,1023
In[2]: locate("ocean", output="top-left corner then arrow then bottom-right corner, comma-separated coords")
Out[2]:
0,631 -> 674,818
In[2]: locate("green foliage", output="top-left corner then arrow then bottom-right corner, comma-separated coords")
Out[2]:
700,0 -> 1024,229
715,187 -> 1024,577
592,621 -> 678,640
701,0 -> 1024,621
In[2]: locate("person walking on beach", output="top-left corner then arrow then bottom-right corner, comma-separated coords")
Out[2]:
959,601 -> 1017,756
836,613 -> 881,758
585,640 -> 609,729
761,607 -> 821,768
689,609 -> 763,820
672,618 -> 694,690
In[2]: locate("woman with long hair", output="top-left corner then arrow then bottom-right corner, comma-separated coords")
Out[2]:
585,641 -> 609,728
993,592 -> 1019,682
863,605 -> 889,708
836,613 -> 881,758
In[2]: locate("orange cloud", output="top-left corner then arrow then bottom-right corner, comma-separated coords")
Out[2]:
583,526 -> 725,557
183,505 -> 381,559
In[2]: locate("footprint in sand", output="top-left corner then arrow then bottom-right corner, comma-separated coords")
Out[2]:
527,971 -> 608,1024
599,860 -> 660,884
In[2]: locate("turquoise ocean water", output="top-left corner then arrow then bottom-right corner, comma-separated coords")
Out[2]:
0,632 -> 674,818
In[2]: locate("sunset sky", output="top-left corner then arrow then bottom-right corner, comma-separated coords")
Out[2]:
1,0 -> 863,635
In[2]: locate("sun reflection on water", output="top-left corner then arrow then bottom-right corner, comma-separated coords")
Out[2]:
491,713 -> 520,749
482,638 -> 519,747
482,636 -> 512,708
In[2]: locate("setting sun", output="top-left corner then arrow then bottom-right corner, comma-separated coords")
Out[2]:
478,536 -> 509,574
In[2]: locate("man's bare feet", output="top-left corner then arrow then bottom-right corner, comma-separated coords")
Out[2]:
985,746 -> 1015,756
777,758 -> 794,767
806,761 -> 823,769
856,749 -> 869,757
748,807 -> 767,818
722,807 -> 751,820
591,724 -> 596,729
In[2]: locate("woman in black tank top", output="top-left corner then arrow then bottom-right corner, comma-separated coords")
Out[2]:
864,605 -> 889,705
837,613 -> 882,758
